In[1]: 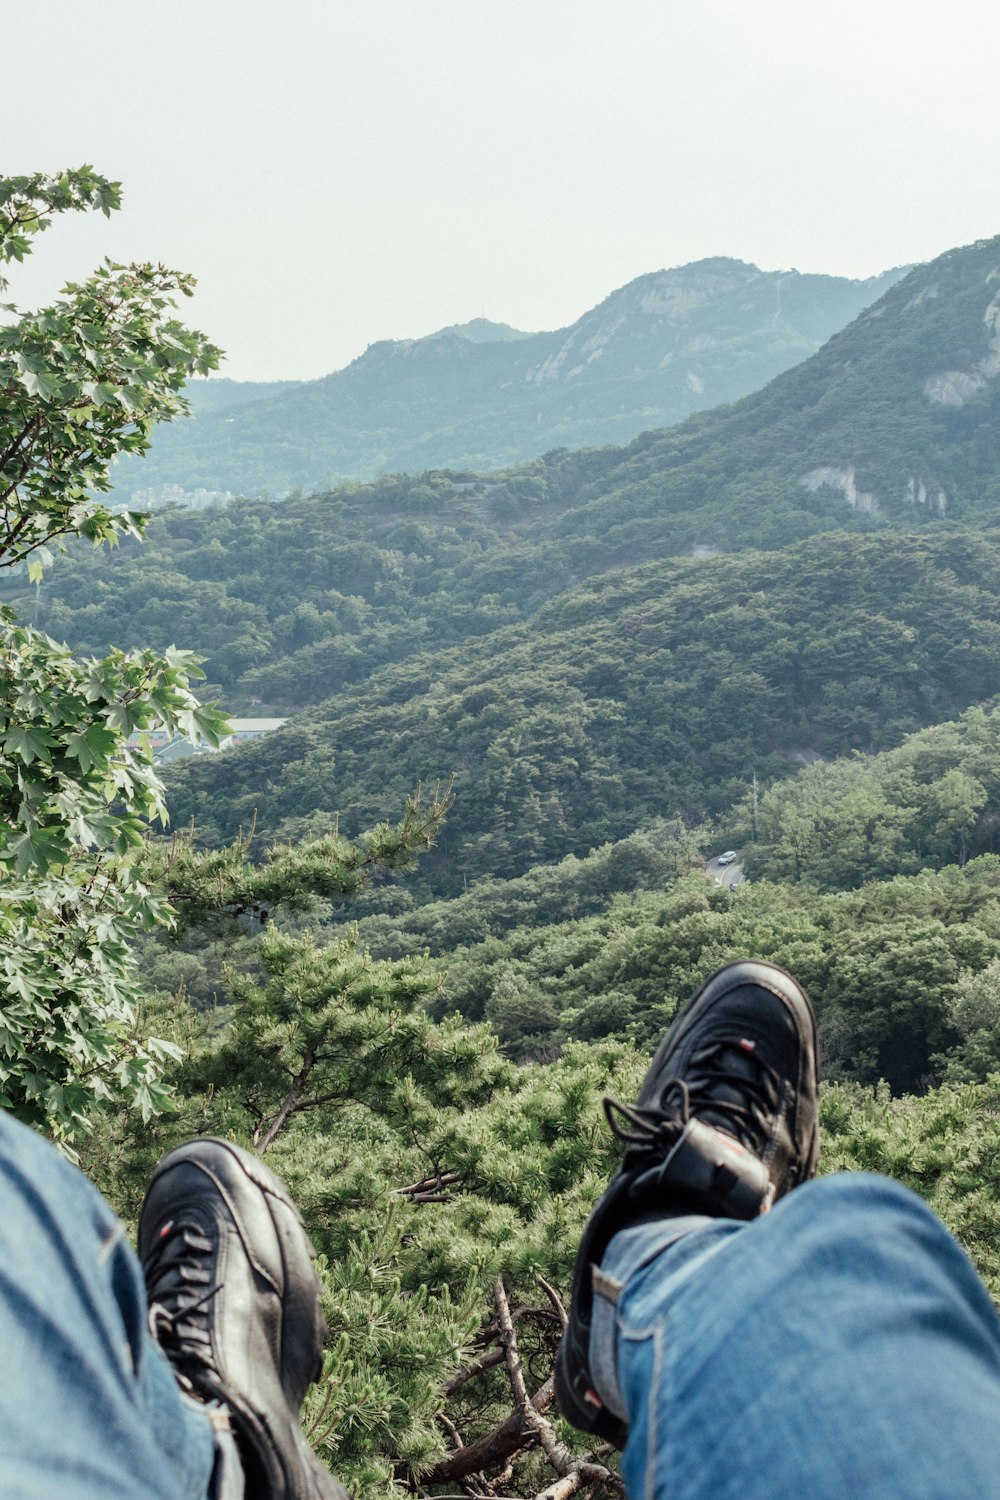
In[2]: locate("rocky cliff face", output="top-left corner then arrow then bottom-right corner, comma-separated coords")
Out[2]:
514,259 -> 902,396
780,238 -> 1000,524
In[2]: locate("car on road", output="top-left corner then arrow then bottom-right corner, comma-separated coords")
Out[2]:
717,850 -> 738,866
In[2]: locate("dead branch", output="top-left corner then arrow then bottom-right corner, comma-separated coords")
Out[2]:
536,1275 -> 569,1330
426,1283 -> 605,1490
534,1462 -> 619,1500
443,1344 -> 507,1394
421,1377 -> 554,1483
495,1278 -> 573,1476
394,1170 -> 464,1199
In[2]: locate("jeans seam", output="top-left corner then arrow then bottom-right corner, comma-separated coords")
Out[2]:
648,1322 -> 666,1500
617,1315 -> 668,1500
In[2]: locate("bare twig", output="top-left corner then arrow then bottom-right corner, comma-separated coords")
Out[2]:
495,1278 -> 573,1476
536,1274 -> 569,1330
443,1344 -> 507,1394
394,1170 -> 463,1199
494,1277 -> 532,1407
304,1379 -> 336,1442
438,1411 -> 465,1451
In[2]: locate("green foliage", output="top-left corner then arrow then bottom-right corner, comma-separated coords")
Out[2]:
0,169 -> 225,1138
0,169 -> 120,275
85,878 -> 1000,1497
144,781 -> 454,928
195,921 -> 492,1153
86,931 -> 638,1499
747,704 -> 1000,891
1,168 -> 221,576
0,171 -> 453,1142
0,614 -> 233,1134
156,530 -> 1000,900
332,846 -> 1000,1095
940,959 -> 1000,1082
338,820 -> 701,958
820,1078 -> 1000,1298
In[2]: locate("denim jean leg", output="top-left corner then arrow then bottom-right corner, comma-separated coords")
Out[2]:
589,1214 -> 717,1421
599,1174 -> 1000,1500
0,1111 -> 220,1500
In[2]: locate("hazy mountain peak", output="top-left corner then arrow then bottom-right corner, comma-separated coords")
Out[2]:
426,317 -> 532,344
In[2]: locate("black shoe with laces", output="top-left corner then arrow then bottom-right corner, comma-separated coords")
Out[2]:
138,1137 -> 350,1500
554,960 -> 819,1447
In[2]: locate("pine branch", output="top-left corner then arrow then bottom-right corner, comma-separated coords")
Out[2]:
536,1274 -> 569,1329
255,1047 -> 315,1153
426,1281 -> 620,1499
534,1464 -> 620,1500
438,1411 -> 465,1451
395,1168 -> 464,1203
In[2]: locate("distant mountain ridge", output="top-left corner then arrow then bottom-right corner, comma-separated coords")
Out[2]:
110,257 -> 905,502
528,234 -> 1000,554
23,234 -> 1000,722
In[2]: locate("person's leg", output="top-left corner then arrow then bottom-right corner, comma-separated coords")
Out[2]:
593,1173 -> 1000,1500
0,1110 -> 224,1500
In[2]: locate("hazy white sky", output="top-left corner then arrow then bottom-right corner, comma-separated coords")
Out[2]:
6,0 -> 1000,380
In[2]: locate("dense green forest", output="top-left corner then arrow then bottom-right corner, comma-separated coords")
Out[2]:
158,529 -> 1000,890
113,717 -> 1000,1493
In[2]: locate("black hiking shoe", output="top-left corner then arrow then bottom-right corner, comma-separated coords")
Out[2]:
139,1137 -> 350,1500
554,960 -> 819,1448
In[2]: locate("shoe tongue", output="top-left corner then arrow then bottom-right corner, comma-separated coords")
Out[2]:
692,1043 -> 761,1139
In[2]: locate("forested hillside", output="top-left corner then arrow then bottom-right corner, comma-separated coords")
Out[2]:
105,258 -> 904,501
122,695 -> 1000,1495
319,704 -> 1000,1094
160,528 -> 1000,887
11,236 -> 998,724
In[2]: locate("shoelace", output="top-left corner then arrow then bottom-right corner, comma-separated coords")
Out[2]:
142,1219 -> 223,1391
604,1039 -> 781,1157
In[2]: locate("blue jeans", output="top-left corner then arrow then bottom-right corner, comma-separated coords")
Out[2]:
592,1173 -> 1000,1499
6,1117 -> 1000,1500
0,1111 -> 240,1500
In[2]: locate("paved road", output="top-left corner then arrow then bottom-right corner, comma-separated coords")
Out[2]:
705,854 -> 744,889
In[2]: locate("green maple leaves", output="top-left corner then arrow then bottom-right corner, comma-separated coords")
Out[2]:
0,169 -> 225,1139
1,169 -> 221,580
